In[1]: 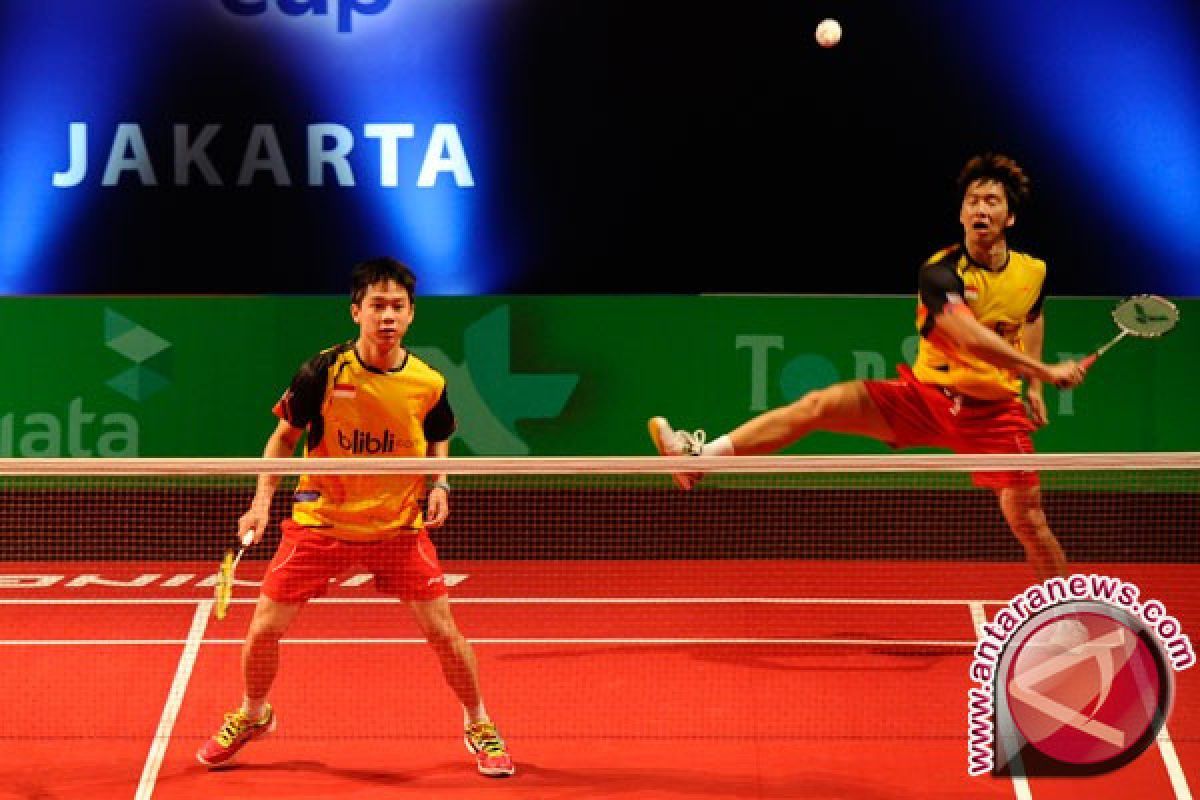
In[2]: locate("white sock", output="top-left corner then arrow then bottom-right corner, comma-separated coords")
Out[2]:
701,435 -> 735,457
464,704 -> 490,726
241,699 -> 268,720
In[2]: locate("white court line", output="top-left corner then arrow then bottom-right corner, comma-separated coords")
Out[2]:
0,596 -> 1009,606
134,600 -> 211,800
0,636 -> 978,647
969,602 -> 1033,800
968,601 -> 988,638
1008,758 -> 1033,800
1159,724 -> 1195,800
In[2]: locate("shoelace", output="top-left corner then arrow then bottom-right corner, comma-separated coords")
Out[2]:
216,710 -> 253,747
674,428 -> 706,456
468,723 -> 508,756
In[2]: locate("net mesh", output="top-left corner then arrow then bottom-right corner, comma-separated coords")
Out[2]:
1,455 -> 1197,744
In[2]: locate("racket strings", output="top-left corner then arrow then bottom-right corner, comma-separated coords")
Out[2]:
213,551 -> 236,619
1113,294 -> 1179,338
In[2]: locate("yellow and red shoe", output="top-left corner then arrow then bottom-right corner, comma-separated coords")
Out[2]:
464,721 -> 515,777
196,704 -> 276,767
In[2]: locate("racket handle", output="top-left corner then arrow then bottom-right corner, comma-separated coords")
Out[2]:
241,530 -> 256,547
1080,353 -> 1098,371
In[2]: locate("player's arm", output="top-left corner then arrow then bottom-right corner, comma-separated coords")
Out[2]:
423,387 -> 456,529
919,262 -> 1081,388
238,356 -> 325,543
1021,310 -> 1050,426
933,306 -> 1082,387
425,437 -> 450,528
239,418 -> 303,543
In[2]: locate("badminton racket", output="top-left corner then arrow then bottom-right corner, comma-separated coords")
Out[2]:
1081,294 -> 1179,371
213,530 -> 256,620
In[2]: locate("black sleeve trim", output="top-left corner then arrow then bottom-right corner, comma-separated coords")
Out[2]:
1028,282 -> 1047,320
423,387 -> 457,443
277,346 -> 347,447
918,259 -> 966,337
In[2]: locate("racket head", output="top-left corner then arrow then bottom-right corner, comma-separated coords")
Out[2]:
1112,294 -> 1179,338
213,549 -> 235,620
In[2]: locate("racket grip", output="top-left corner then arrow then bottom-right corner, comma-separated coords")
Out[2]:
1080,354 -> 1098,371
241,530 -> 256,547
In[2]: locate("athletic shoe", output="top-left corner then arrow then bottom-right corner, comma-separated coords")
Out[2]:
464,721 -> 515,777
647,416 -> 705,490
196,704 -> 276,767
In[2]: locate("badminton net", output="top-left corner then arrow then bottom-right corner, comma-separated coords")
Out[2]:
1,453 -> 1196,743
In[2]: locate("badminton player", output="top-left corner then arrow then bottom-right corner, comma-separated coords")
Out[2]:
651,153 -> 1086,582
197,257 -> 514,777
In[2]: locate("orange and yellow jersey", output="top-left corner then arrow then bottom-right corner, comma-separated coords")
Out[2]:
272,342 -> 456,541
913,244 -> 1047,400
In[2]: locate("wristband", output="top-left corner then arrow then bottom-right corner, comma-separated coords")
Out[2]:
430,480 -> 451,493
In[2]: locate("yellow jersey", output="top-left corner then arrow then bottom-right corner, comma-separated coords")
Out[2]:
273,342 -> 455,540
913,244 -> 1046,400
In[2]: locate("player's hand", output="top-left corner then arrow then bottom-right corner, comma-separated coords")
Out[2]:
426,487 -> 450,528
237,510 -> 267,545
1025,388 -> 1049,428
1044,360 -> 1085,390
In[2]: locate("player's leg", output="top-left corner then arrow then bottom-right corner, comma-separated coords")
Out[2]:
198,521 -> 337,767
650,380 -> 896,488
381,531 -> 514,776
241,595 -> 305,712
409,595 -> 485,715
723,380 -> 896,454
994,485 -> 1087,647
994,485 -> 1068,581
196,595 -> 302,766
957,396 -> 1067,582
408,596 -> 515,776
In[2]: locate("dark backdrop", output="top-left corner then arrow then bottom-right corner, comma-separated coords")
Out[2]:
3,1 -> 1197,296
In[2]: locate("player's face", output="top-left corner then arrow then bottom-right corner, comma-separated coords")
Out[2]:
351,280 -> 414,347
960,179 -> 1014,245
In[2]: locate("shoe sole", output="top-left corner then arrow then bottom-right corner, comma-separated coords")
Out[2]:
464,735 -> 516,777
196,713 -> 278,768
647,417 -> 698,490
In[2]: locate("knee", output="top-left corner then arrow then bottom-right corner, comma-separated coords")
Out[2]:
1011,509 -> 1050,538
785,389 -> 832,422
422,619 -> 464,651
246,618 -> 289,645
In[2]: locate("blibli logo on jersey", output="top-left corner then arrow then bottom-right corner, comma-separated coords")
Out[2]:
337,428 -> 396,454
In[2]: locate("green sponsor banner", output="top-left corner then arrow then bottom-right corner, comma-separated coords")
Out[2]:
0,296 -> 1195,457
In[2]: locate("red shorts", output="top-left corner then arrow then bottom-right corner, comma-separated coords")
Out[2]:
862,365 -> 1038,489
261,519 -> 448,603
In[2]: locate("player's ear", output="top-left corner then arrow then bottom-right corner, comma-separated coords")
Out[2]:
350,302 -> 362,324
1005,212 -> 1016,229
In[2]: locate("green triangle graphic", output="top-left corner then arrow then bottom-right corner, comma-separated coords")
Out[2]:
104,309 -> 138,345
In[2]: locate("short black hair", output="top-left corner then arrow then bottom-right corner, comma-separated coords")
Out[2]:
957,153 -> 1031,212
350,257 -> 417,305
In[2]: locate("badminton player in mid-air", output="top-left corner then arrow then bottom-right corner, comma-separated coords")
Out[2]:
651,152 -> 1086,582
197,257 -> 514,777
